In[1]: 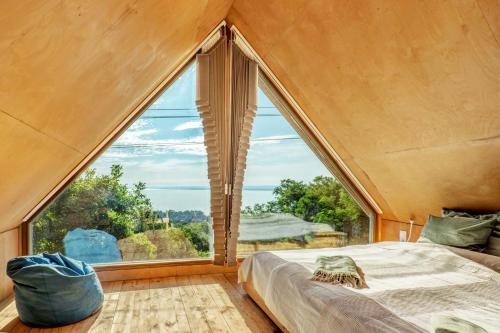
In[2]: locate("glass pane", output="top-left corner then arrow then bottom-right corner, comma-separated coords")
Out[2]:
238,87 -> 370,255
31,63 -> 213,264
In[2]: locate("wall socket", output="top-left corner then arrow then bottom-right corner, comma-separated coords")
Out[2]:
399,230 -> 407,242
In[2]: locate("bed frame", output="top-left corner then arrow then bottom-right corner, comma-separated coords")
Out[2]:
242,282 -> 290,333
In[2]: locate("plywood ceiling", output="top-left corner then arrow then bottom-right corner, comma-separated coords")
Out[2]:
1,0 -> 500,232
0,0 -> 232,232
228,0 -> 500,224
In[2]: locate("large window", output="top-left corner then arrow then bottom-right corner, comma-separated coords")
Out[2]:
238,86 -> 370,255
30,42 -> 373,265
31,63 -> 213,264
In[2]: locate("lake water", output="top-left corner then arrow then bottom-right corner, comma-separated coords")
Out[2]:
145,188 -> 275,214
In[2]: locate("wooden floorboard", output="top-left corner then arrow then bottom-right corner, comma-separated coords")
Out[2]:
0,274 -> 280,333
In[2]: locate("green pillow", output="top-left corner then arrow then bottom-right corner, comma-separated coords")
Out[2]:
486,225 -> 500,256
442,210 -> 500,256
419,215 -> 495,247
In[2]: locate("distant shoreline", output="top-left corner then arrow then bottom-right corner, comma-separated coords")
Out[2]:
143,186 -> 276,212
145,185 -> 276,191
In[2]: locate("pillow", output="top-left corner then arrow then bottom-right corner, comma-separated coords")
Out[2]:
442,210 -> 500,256
418,215 -> 495,248
443,209 -> 499,221
486,225 -> 500,256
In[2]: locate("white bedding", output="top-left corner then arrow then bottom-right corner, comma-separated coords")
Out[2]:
238,242 -> 500,333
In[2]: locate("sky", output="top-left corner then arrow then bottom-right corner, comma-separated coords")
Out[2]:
90,63 -> 332,212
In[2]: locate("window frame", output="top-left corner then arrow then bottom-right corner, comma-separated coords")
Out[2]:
21,23 -> 379,270
249,72 -> 376,245
25,58 -> 213,266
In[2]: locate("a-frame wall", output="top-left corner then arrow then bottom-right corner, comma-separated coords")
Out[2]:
19,24 -> 379,267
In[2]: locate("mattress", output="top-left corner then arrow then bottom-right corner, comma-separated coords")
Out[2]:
238,242 -> 500,333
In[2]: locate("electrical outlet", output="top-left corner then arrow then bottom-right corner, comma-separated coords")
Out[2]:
399,230 -> 407,242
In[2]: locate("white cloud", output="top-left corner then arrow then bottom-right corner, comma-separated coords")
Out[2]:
129,119 -> 149,130
116,128 -> 158,146
117,158 -> 209,187
250,135 -> 300,145
100,151 -> 136,159
174,120 -> 203,131
113,132 -> 207,157
107,120 -> 207,157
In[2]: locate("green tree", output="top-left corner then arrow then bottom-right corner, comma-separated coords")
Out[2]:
167,210 -> 208,223
272,179 -> 307,214
33,165 -> 156,253
180,222 -> 210,256
242,176 -> 363,231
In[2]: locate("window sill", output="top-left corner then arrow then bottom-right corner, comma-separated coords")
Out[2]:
92,258 -> 214,272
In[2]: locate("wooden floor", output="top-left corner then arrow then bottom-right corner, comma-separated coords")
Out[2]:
0,273 -> 280,333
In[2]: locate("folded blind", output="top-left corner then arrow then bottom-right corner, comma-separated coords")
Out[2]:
196,35 -> 258,266
196,38 -> 227,265
227,43 -> 258,266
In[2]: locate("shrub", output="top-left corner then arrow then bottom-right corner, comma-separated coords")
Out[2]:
144,229 -> 198,259
117,233 -> 157,261
180,222 -> 210,255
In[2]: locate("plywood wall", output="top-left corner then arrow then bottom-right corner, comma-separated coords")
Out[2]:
0,228 -> 19,303
0,0 -> 232,233
1,0 -> 500,241
228,0 -> 500,232
380,219 -> 424,242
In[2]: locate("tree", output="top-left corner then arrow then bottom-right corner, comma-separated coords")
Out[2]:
272,179 -> 307,214
180,222 -> 210,256
33,165 -> 156,253
242,176 -> 363,231
167,210 -> 209,223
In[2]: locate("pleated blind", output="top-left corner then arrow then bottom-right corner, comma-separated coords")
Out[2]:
227,44 -> 258,265
196,34 -> 257,266
196,38 -> 228,265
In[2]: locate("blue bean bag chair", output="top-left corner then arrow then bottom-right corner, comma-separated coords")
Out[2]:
6,253 -> 104,327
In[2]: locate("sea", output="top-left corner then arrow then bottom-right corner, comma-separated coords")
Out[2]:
144,186 -> 275,214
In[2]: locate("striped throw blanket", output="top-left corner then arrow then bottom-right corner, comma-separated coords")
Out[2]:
312,255 -> 366,288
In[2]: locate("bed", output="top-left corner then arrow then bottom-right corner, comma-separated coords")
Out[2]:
238,242 -> 500,333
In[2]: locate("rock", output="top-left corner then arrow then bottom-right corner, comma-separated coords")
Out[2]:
64,228 -> 122,264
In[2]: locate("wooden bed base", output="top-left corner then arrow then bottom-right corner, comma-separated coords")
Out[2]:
242,282 -> 290,333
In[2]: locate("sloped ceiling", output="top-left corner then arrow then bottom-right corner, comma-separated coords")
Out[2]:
1,0 -> 499,234
0,0 -> 232,233
228,0 -> 500,224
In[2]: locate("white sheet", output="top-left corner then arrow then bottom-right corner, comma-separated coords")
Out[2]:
238,242 -> 500,333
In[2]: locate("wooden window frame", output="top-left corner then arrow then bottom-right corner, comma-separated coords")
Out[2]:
230,25 -> 380,243
21,23 -> 227,269
20,21 -> 380,272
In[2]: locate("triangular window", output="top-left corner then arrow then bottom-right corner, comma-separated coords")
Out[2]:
29,27 -> 374,266
238,84 -> 370,255
31,63 -> 214,264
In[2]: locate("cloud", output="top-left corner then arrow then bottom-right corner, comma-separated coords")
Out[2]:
106,118 -> 207,158
129,119 -> 150,130
111,132 -> 207,157
250,135 -> 300,145
116,129 -> 158,145
100,151 -> 137,159
113,157 -> 209,187
174,120 -> 203,131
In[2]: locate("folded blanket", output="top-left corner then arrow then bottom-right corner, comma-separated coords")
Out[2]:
432,315 -> 487,333
311,255 -> 366,288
